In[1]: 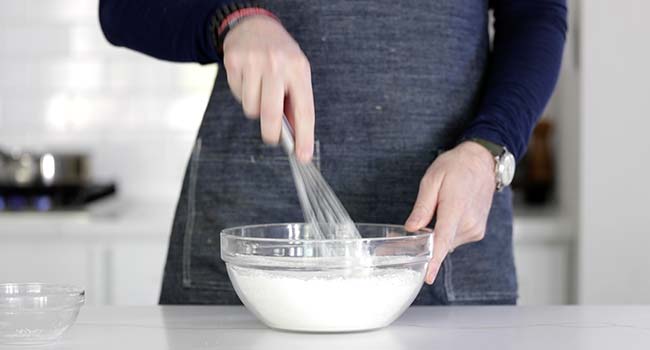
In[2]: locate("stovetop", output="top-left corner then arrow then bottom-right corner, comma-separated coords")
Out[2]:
0,183 -> 116,212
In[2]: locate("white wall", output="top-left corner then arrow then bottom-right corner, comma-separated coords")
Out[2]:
578,0 -> 650,303
0,0 -> 214,202
553,0 -> 581,303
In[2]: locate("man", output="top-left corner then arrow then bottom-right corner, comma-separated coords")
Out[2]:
100,0 -> 567,305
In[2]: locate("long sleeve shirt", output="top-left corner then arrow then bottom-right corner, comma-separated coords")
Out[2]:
99,0 -> 567,160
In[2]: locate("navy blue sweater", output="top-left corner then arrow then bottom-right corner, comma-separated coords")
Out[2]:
99,0 -> 567,160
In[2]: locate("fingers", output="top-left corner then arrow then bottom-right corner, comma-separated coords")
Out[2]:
286,61 -> 315,163
240,67 -> 262,118
425,192 -> 465,285
225,64 -> 243,102
405,169 -> 443,232
259,73 -> 284,145
237,63 -> 314,154
220,16 -> 315,155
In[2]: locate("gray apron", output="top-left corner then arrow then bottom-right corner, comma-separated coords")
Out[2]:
159,0 -> 517,305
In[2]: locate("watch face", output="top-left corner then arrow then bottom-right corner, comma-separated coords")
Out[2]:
500,152 -> 516,186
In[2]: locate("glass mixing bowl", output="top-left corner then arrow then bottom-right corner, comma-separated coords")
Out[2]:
221,223 -> 433,332
0,283 -> 85,345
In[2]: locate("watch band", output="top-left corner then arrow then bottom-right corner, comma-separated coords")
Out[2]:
469,138 -> 505,158
468,138 -> 514,192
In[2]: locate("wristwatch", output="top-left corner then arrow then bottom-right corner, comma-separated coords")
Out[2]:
469,138 -> 516,192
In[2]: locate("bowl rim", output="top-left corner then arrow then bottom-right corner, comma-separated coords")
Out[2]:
0,283 -> 85,298
220,222 -> 434,243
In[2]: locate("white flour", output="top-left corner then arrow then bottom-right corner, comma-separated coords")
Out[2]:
228,262 -> 424,332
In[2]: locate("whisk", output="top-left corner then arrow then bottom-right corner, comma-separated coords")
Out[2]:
280,116 -> 361,240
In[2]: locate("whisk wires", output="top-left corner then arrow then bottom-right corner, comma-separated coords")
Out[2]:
281,116 -> 360,240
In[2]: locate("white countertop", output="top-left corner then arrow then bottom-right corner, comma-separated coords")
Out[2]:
16,305 -> 650,350
0,198 -> 176,240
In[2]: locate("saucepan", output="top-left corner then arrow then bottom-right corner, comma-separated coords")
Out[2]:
0,147 -> 89,186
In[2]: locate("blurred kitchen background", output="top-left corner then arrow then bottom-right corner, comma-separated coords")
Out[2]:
1,0 -> 648,306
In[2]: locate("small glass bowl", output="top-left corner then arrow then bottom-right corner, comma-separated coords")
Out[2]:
0,283 -> 85,345
221,223 -> 433,332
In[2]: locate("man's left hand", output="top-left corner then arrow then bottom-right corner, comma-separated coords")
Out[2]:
405,141 -> 497,285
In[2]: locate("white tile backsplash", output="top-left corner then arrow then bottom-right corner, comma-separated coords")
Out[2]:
44,93 -> 117,131
0,25 -> 71,57
25,0 -> 98,23
45,59 -> 106,91
1,94 -> 49,132
0,61 -> 32,89
0,0 -> 27,20
0,0 -> 216,200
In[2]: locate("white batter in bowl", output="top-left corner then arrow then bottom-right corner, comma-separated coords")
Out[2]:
221,223 -> 433,332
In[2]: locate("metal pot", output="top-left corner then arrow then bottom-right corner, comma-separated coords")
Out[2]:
0,149 -> 89,186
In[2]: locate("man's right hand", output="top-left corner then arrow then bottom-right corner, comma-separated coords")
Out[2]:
222,15 -> 315,163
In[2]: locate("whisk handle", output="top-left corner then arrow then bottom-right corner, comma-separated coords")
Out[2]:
280,115 -> 295,155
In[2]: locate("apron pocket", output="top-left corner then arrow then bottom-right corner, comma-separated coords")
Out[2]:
443,188 -> 518,303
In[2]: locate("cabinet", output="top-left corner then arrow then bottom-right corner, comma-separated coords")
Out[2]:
0,207 -> 172,306
0,242 -> 89,286
515,242 -> 571,305
513,211 -> 573,304
0,238 -> 168,305
109,242 -> 168,305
